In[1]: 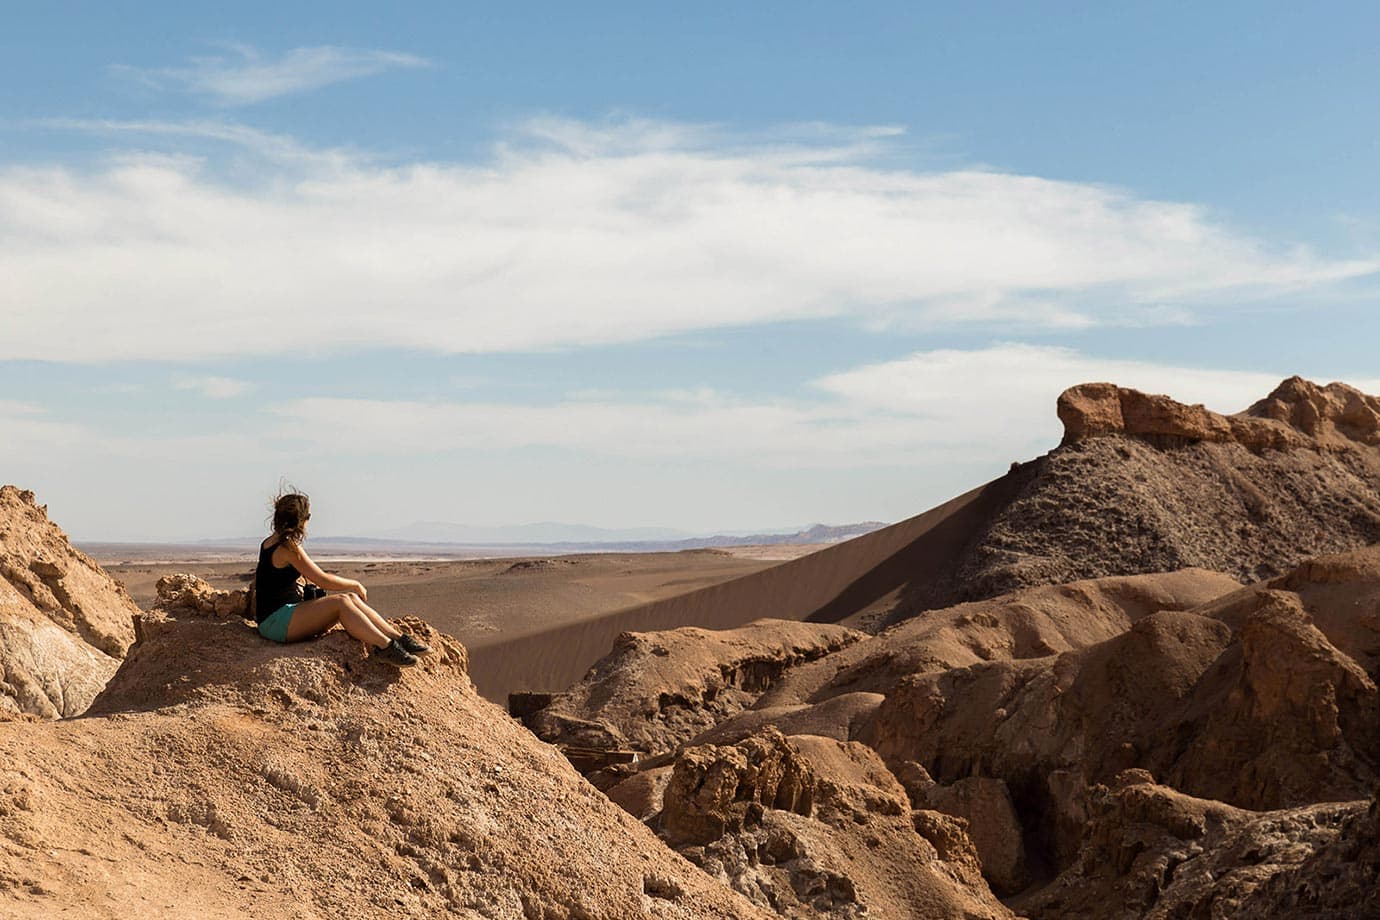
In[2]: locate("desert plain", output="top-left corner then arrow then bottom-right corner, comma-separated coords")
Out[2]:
97,547 -> 818,700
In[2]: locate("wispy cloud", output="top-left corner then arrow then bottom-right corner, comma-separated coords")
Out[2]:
265,346 -> 1376,468
114,44 -> 430,106
31,117 -> 351,168
173,375 -> 252,399
2,118 -> 1374,363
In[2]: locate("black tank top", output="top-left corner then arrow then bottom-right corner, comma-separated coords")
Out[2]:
254,538 -> 303,622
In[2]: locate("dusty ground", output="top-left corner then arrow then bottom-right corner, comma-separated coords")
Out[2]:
99,546 -> 818,655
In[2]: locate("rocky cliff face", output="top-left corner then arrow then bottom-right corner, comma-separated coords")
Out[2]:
639,727 -> 1013,920
942,379 -> 1380,608
861,548 -> 1380,885
0,486 -> 140,717
1016,775 -> 1376,920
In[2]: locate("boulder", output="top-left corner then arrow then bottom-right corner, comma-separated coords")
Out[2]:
154,573 -> 249,619
0,486 -> 140,717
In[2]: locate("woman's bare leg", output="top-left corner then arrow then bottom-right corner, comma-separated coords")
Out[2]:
344,595 -> 403,640
287,596 -> 390,648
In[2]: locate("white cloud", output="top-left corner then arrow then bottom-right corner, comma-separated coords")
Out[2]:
268,346 -> 1366,468
173,375 -> 252,399
0,400 -> 45,416
2,118 -> 1374,363
0,397 -> 255,463
115,44 -> 431,106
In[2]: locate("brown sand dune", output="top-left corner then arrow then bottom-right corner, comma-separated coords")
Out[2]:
469,479 -> 1022,700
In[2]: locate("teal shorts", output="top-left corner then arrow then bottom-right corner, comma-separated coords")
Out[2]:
257,603 -> 298,643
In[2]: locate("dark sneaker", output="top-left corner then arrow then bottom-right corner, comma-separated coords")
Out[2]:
397,633 -> 431,655
373,638 -> 418,666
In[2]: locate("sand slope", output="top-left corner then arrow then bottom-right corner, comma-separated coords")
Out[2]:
469,480 -> 1020,699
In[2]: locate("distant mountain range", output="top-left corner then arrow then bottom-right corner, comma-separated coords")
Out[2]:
81,521 -> 888,560
321,520 -> 889,553
367,521 -> 695,544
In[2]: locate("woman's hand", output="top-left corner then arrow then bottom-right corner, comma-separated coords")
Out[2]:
351,580 -> 368,602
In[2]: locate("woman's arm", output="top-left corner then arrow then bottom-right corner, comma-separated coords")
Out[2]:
282,542 -> 367,600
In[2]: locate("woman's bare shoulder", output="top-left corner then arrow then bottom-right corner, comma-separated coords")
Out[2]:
270,536 -> 306,566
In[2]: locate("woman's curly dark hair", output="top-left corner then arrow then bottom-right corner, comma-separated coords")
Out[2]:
271,490 -> 310,544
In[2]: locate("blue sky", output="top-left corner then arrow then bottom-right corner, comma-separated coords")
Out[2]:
4,2 -> 1379,541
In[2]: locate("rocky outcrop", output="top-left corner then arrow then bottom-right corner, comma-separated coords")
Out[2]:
1017,777 -> 1374,920
863,549 -> 1380,879
954,430 -> 1380,602
153,573 -> 248,619
522,619 -> 864,758
0,486 -> 140,717
0,602 -> 775,919
1058,376 -> 1380,451
1236,794 -> 1380,917
660,729 -> 817,848
650,728 -> 1012,920
921,377 -> 1380,607
917,775 -> 1028,896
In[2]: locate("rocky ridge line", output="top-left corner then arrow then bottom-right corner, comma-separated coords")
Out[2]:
1058,376 -> 1380,451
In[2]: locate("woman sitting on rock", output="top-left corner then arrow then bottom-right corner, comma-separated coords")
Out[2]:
254,490 -> 428,666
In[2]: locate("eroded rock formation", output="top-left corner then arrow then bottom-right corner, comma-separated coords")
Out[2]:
0,486 -> 140,717
956,391 -> 1380,601
153,573 -> 249,619
862,548 -> 1380,884
647,728 -> 1012,920
523,619 -> 864,758
1018,776 -> 1377,920
1058,376 -> 1380,451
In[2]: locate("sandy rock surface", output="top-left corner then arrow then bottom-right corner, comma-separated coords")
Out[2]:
0,486 -> 140,717
525,619 -> 864,756
0,604 -> 773,919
